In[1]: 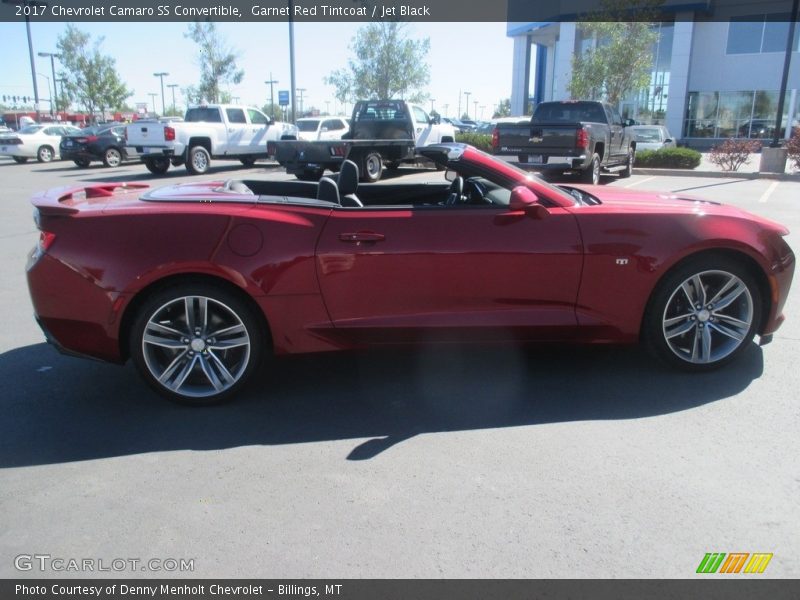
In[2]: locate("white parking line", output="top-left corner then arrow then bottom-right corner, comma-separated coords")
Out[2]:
623,176 -> 657,188
758,181 -> 780,203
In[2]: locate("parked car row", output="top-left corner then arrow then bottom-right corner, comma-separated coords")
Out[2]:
0,124 -> 82,163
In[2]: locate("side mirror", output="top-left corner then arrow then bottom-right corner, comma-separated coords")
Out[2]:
444,169 -> 457,182
623,118 -> 636,127
320,127 -> 329,132
509,186 -> 549,219
664,138 -> 673,143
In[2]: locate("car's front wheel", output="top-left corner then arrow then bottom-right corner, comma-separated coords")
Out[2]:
644,256 -> 762,371
130,283 -> 265,405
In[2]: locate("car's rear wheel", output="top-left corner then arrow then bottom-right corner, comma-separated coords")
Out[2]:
103,147 -> 122,168
37,145 -> 54,163
73,158 -> 91,168
644,256 -> 761,371
130,283 -> 265,405
144,157 -> 170,175
186,145 -> 210,175
12,156 -> 28,164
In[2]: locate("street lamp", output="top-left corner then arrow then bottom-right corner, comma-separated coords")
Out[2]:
148,93 -> 158,115
296,88 -> 306,116
430,98 -> 436,113
4,0 -> 46,117
153,72 -> 169,115
473,100 -> 478,121
463,91 -> 471,119
167,83 -> 179,114
38,51 -> 61,115
37,73 -> 51,115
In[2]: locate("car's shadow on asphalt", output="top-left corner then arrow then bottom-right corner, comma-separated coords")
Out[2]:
0,341 -> 764,467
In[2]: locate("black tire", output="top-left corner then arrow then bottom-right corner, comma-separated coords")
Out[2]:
73,158 -> 91,168
12,156 -> 28,164
619,147 -> 634,178
103,147 -> 122,168
129,282 -> 266,406
643,255 -> 762,372
517,154 -> 529,163
240,157 -> 257,168
362,152 -> 383,183
144,157 -> 170,175
385,161 -> 400,171
581,153 -> 601,185
37,145 -> 55,163
186,145 -> 211,175
295,169 -> 324,181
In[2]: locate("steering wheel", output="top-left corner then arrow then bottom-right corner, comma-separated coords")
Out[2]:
445,176 -> 465,206
464,178 -> 491,205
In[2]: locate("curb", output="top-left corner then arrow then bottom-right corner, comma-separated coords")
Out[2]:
633,168 -> 800,181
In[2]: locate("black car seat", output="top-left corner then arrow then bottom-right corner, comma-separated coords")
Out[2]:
337,160 -> 363,207
317,177 -> 340,205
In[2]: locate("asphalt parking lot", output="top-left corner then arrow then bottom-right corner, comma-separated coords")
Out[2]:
0,156 -> 798,578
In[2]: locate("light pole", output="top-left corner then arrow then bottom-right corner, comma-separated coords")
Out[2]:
232,96 -> 240,104
442,103 -> 449,117
480,105 -> 486,120
37,73 -> 51,115
153,72 -> 169,115
325,100 -> 330,115
38,51 -> 61,115
167,83 -> 179,114
473,100 -> 478,121
430,98 -> 436,113
265,73 -> 278,117
288,1 -> 297,122
463,91 -> 471,119
296,88 -> 306,116
148,93 -> 158,115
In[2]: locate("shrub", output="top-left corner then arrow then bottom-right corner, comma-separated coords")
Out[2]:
708,138 -> 762,171
786,127 -> 800,170
634,147 -> 702,169
455,132 -> 493,153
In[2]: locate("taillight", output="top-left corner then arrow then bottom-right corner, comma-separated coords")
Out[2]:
86,135 -> 98,142
38,231 -> 56,253
164,126 -> 175,141
576,127 -> 589,149
491,127 -> 499,151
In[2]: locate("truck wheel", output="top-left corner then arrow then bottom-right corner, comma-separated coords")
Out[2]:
619,147 -> 634,178
240,157 -> 257,168
144,157 -> 170,175
73,158 -> 91,168
186,145 -> 211,175
581,153 -> 601,185
517,154 -> 529,163
295,169 -> 324,181
362,152 -> 383,183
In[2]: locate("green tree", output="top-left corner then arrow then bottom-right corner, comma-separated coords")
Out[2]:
493,98 -> 511,118
56,25 -> 132,119
261,103 -> 284,121
326,22 -> 430,103
185,23 -> 244,104
567,0 -> 662,105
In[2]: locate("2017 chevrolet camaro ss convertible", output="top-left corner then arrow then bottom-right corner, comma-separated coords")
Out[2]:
26,144 -> 794,405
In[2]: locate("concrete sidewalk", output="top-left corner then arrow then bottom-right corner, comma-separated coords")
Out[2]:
635,152 -> 800,180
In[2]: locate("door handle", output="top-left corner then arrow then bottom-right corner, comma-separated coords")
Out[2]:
339,232 -> 385,243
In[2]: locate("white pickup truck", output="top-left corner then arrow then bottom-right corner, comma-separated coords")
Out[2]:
125,104 -> 298,175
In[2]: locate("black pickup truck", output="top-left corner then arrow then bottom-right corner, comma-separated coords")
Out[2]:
491,100 -> 636,185
269,99 -> 456,183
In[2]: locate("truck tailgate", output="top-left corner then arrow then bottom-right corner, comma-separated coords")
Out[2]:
126,122 -> 168,146
526,122 -> 582,155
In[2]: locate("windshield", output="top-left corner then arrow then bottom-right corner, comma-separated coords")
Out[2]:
296,120 -> 320,132
632,128 -> 662,142
18,125 -> 44,134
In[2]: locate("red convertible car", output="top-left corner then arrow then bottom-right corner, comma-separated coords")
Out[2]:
26,144 -> 794,405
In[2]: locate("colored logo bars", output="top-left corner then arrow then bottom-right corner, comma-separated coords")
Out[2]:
696,553 -> 773,574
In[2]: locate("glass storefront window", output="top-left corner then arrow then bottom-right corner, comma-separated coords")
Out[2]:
684,90 -> 794,138
727,14 -> 800,54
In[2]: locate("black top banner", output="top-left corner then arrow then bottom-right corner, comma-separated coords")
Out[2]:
0,0 -> 798,23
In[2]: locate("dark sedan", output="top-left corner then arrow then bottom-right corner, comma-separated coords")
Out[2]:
60,124 -> 138,168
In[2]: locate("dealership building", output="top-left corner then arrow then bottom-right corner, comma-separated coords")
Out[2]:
508,11 -> 800,147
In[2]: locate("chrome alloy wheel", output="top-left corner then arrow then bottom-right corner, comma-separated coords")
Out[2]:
141,296 -> 251,398
191,148 -> 209,172
662,270 -> 754,364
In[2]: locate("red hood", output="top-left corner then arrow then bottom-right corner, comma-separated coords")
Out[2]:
570,184 -> 789,234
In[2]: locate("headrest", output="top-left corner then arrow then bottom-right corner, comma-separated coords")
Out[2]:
337,160 -> 359,196
317,177 -> 340,204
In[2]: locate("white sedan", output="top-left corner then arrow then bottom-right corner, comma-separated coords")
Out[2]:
0,124 -> 82,163
295,116 -> 350,141
628,125 -> 677,151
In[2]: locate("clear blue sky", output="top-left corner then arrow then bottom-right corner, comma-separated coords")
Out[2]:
0,21 -> 513,120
